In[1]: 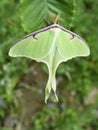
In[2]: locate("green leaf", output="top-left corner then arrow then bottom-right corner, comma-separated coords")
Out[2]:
20,0 -> 76,32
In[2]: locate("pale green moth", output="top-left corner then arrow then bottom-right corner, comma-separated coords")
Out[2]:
9,24 -> 90,103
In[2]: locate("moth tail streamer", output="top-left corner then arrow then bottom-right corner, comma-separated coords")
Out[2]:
45,70 -> 58,103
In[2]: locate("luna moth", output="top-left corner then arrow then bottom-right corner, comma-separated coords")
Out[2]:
9,24 -> 90,103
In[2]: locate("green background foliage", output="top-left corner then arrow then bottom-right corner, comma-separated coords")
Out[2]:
20,0 -> 76,31
0,0 -> 98,130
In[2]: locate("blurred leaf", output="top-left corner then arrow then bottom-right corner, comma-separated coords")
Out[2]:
20,0 -> 76,32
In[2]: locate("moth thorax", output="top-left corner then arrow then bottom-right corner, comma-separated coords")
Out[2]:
51,28 -> 60,34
